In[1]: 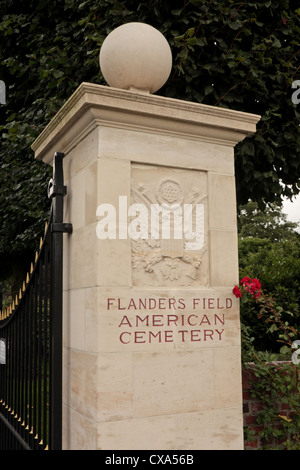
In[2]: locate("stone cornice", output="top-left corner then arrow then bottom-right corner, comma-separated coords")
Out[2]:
32,82 -> 261,163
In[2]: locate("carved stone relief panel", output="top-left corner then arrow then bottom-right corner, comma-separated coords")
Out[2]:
131,164 -> 209,286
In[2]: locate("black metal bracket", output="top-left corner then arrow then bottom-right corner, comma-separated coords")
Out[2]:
51,223 -> 73,234
48,152 -> 73,235
48,180 -> 67,199
47,152 -> 68,199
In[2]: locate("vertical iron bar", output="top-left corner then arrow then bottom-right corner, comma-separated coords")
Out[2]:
12,311 -> 16,421
49,222 -> 53,448
33,272 -> 38,448
43,236 -> 50,448
15,306 -> 20,427
24,289 -> 30,444
37,261 -> 42,445
49,152 -> 65,450
20,301 -> 25,440
28,283 -> 33,445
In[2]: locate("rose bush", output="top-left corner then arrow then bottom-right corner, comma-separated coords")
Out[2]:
234,276 -> 298,355
233,276 -> 261,300
234,275 -> 300,362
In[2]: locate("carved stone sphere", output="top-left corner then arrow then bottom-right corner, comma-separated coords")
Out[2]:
99,22 -> 172,93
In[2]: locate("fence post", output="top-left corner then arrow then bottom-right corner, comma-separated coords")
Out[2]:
48,152 -> 72,450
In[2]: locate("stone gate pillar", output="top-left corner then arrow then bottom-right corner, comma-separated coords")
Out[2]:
32,23 -> 260,450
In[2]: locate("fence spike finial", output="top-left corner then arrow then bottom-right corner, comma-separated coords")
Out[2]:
39,237 -> 43,249
35,251 -> 38,262
30,263 -> 33,274
26,272 -> 29,284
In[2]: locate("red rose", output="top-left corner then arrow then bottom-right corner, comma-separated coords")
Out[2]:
233,285 -> 242,298
240,276 -> 251,286
252,278 -> 261,289
233,277 -> 261,301
248,278 -> 261,295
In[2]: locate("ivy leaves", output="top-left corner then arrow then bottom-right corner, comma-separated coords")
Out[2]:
160,1 -> 300,207
0,0 -> 300,279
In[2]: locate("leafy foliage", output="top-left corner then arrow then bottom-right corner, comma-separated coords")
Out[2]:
244,360 -> 300,450
0,0 -> 300,282
238,201 -> 300,352
238,200 -> 299,241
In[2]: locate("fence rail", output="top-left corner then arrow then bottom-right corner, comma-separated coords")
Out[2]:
0,152 -> 71,450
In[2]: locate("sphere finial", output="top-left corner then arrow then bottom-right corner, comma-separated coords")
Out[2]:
99,22 -> 172,94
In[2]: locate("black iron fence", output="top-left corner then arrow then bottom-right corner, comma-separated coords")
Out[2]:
0,152 -> 71,450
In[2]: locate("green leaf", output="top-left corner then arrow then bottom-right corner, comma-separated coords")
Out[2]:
229,20 -> 243,30
279,345 -> 291,356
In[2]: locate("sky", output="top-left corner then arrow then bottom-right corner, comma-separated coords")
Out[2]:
282,194 -> 300,232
